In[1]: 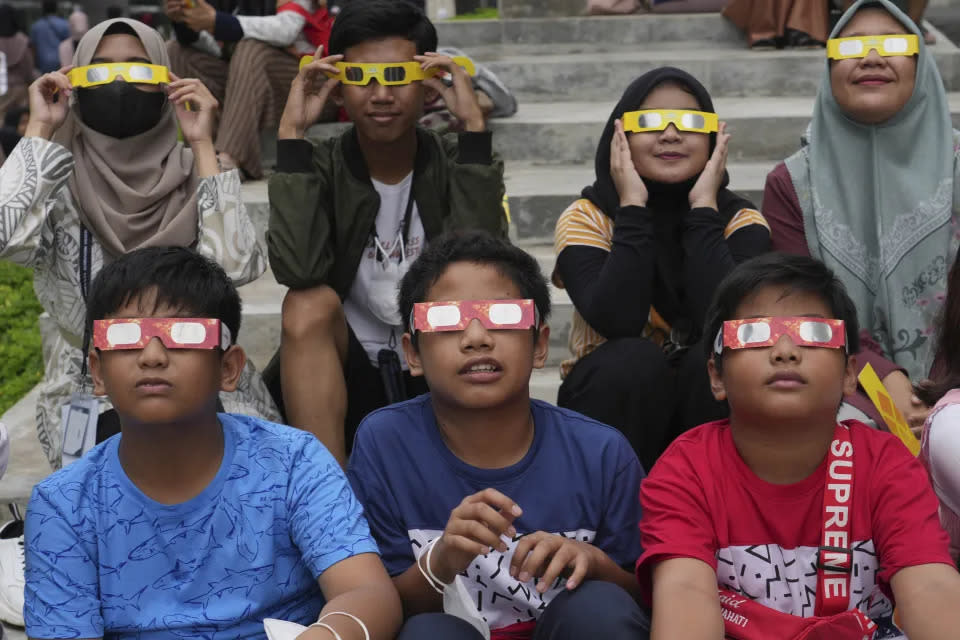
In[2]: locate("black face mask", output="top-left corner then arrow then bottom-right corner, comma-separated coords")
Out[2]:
75,82 -> 166,139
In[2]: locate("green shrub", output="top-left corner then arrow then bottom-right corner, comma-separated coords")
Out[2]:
0,260 -> 43,415
449,7 -> 499,20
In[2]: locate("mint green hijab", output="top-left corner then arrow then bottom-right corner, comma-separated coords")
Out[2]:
785,0 -> 960,380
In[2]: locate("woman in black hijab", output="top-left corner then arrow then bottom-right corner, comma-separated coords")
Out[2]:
553,67 -> 771,469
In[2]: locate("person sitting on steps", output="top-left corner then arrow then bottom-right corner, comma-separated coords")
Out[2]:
266,0 -> 506,466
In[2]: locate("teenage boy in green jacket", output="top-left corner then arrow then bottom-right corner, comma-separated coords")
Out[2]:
267,0 -> 506,465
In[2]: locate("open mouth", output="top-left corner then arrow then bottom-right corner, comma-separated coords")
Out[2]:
459,358 -> 504,381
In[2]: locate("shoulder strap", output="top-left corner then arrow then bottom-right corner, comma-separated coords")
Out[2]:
815,423 -> 855,617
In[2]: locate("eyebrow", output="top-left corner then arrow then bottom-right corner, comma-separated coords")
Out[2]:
89,56 -> 152,64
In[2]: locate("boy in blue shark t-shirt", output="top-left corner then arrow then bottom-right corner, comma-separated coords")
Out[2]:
23,247 -> 401,640
347,231 -> 649,640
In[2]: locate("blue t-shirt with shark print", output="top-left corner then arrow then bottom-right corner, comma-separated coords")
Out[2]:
23,413 -> 379,639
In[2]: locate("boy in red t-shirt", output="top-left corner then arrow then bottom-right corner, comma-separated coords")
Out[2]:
638,252 -> 960,640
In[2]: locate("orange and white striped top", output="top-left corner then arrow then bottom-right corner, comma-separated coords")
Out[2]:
553,198 -> 769,377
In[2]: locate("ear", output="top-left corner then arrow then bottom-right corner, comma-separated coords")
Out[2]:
707,356 -> 727,402
402,332 -> 423,377
89,349 -> 107,397
532,325 -> 550,370
841,352 -> 858,397
219,345 -> 246,393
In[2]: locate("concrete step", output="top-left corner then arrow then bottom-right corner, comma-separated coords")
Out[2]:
236,260 -> 576,373
291,93 -> 960,167
531,367 -> 562,405
473,36 -> 960,102
488,93 -> 960,164
505,160 -> 770,242
436,14 -> 743,49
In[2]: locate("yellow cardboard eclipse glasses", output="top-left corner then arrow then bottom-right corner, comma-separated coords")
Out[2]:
621,109 -> 718,134
67,63 -> 170,88
826,34 -> 919,60
298,55 -> 476,85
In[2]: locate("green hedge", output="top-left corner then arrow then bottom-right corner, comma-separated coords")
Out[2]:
0,260 -> 43,415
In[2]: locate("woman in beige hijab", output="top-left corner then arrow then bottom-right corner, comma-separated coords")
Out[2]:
0,18 -> 279,471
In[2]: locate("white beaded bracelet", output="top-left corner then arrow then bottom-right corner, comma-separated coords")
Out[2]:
416,538 -> 445,594
308,621 -> 343,640
318,611 -> 370,640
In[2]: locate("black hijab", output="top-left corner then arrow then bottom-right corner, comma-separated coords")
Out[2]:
581,66 -> 727,218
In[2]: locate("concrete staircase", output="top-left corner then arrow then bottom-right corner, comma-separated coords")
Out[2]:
3,8 -> 960,635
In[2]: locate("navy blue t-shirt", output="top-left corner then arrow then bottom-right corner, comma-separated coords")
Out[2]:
347,395 -> 644,632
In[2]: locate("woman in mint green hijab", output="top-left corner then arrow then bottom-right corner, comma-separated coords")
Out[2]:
763,0 -> 959,428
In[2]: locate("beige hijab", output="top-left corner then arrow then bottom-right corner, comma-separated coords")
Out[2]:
54,18 -> 199,259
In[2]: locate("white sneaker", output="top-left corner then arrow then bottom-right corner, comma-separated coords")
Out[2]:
0,520 -> 24,627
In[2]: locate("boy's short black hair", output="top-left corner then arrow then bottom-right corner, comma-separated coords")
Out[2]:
41,0 -> 58,15
328,0 -> 438,57
85,246 -> 241,345
704,253 -> 860,368
399,231 -> 551,344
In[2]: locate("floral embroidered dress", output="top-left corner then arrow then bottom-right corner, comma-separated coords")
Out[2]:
0,137 -> 280,469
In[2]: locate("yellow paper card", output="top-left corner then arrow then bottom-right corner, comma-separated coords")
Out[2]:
858,363 -> 920,456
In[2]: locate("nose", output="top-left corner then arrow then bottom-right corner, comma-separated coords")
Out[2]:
658,123 -> 682,142
769,334 -> 801,363
137,336 -> 169,368
370,79 -> 394,102
459,318 -> 494,351
861,48 -> 887,66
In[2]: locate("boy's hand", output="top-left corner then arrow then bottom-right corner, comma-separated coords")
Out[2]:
278,48 -> 342,139
25,66 -> 73,140
430,488 -> 522,584
509,531 -> 596,592
417,52 -> 485,132
689,121 -> 730,211
166,74 -> 219,144
610,118 -> 648,208
165,0 -> 185,22
182,0 -> 217,33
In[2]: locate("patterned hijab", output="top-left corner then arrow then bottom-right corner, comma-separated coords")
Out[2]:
784,0 -> 959,379
53,18 -> 199,260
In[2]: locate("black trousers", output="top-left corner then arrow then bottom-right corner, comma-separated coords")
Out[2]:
263,325 -> 429,455
558,337 -> 726,471
396,581 -> 650,640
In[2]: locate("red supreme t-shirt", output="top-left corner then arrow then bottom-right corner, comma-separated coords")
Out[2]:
637,419 -> 951,635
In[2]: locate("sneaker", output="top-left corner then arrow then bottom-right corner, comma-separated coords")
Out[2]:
0,519 -> 24,627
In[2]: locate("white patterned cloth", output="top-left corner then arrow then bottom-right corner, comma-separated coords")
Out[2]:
0,136 -> 280,469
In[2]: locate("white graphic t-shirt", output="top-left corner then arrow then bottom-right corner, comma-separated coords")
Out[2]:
343,172 -> 425,366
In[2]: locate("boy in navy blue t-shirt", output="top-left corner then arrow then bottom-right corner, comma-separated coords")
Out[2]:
23,247 -> 401,640
347,231 -> 649,640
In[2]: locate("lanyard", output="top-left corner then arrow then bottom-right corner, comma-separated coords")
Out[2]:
815,423 -> 855,617
373,180 -> 416,263
78,227 -> 92,383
